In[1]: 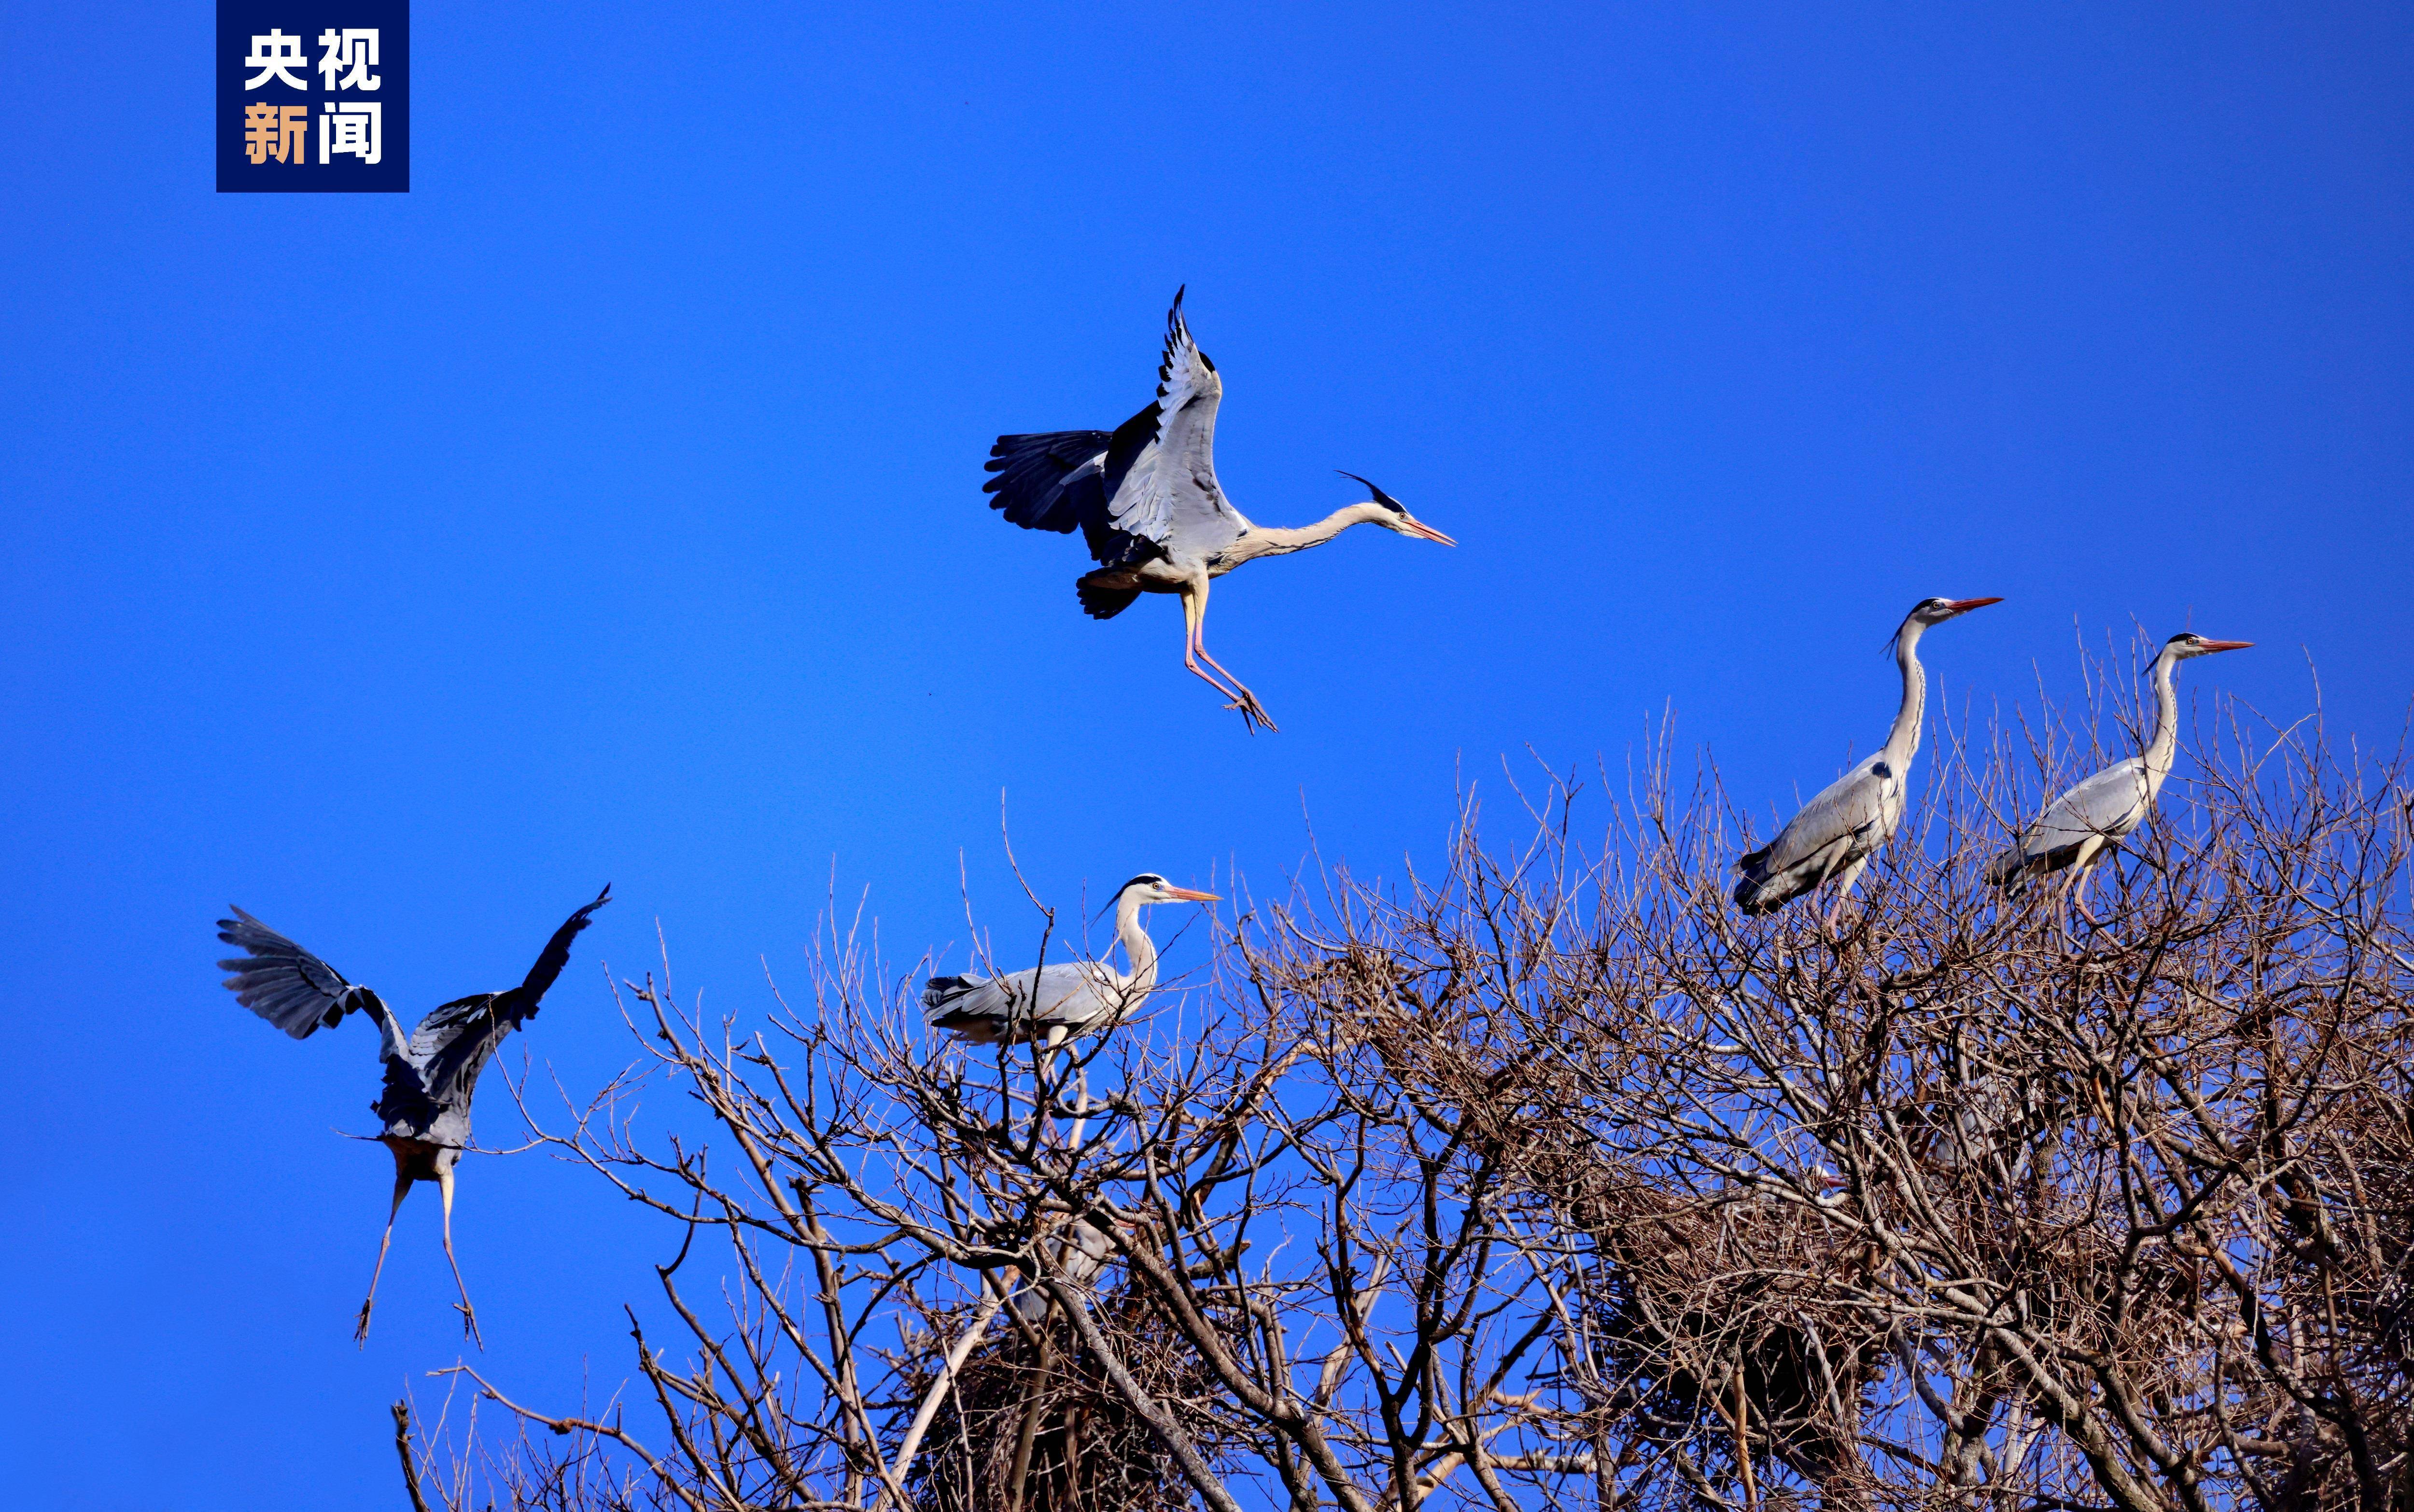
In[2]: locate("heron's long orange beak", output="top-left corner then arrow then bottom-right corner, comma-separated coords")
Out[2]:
2198,639 -> 2254,653
1161,886 -> 1221,903
1948,596 -> 2004,613
1404,519 -> 1457,546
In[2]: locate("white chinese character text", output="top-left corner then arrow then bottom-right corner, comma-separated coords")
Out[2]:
316,29 -> 382,92
320,101 -> 382,165
243,29 -> 310,90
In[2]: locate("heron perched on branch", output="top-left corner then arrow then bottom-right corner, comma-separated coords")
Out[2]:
982,289 -> 1456,733
924,874 -> 1218,1049
1985,631 -> 2252,917
215,885 -> 611,1344
1734,596 -> 2002,922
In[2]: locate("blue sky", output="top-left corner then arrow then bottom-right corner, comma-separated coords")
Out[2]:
3,3 -> 2410,1505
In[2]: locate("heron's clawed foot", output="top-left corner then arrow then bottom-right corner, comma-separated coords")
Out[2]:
1225,691 -> 1279,734
353,1299 -> 375,1347
455,1300 -> 486,1350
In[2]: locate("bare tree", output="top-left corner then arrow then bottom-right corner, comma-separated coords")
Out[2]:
416,668 -> 2411,1512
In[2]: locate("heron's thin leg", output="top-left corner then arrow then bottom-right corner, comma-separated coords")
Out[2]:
436,1160 -> 484,1350
1822,853 -> 1869,934
1183,578 -> 1277,732
2072,861 -> 2104,926
1177,585 -> 1249,708
1064,1066 -> 1093,1150
2058,839 -> 2105,929
355,1171 -> 411,1347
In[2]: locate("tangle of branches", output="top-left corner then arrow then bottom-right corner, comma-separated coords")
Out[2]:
408,676 -> 2413,1512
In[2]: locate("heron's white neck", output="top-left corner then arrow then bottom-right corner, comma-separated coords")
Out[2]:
1224,502 -> 1391,563
1882,618 -> 1930,765
2142,646 -> 2184,794
1114,891 -> 1160,993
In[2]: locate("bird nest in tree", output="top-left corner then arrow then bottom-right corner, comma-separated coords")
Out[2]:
1586,1188 -> 1892,1504
893,1282 -> 1230,1512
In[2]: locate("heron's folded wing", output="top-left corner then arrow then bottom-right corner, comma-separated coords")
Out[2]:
2017,760 -> 2151,858
1099,291 -> 1248,567
1747,759 -> 1894,880
216,908 -> 398,1046
924,962 -> 1118,1042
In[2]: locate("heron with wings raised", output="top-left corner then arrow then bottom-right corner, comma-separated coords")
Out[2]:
982,290 -> 1455,732
215,885 -> 611,1344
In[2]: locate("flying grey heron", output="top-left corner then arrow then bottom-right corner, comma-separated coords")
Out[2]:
1734,596 -> 2003,921
1985,631 -> 2252,917
982,289 -> 1456,733
215,884 -> 611,1344
923,874 -> 1218,1048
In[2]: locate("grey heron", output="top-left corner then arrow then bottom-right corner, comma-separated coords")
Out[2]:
215,884 -> 611,1344
1734,597 -> 2003,921
923,874 -> 1218,1048
982,289 -> 1456,732
1985,631 -> 2252,916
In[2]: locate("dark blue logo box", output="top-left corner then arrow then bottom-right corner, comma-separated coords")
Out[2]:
217,1 -> 409,192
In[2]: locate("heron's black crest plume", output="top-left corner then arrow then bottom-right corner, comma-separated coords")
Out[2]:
1877,597 -> 1946,660
1336,470 -> 1405,514
1090,874 -> 1171,926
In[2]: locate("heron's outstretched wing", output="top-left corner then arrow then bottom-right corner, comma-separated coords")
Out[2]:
984,427 -> 1165,570
499,883 -> 613,1024
216,908 -> 408,1059
1987,758 -> 2151,885
407,886 -> 614,1113
922,961 -> 1128,1044
1734,756 -> 1901,914
984,430 -> 1110,535
1099,290 -> 1250,566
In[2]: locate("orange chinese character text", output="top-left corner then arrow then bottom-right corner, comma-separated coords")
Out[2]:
242,102 -> 311,166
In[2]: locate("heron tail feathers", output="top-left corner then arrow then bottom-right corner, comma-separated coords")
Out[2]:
1731,875 -> 1781,916
1076,572 -> 1141,620
1986,839 -> 2092,894
920,974 -> 983,1010
1983,845 -> 2033,892
1732,847 -> 1821,916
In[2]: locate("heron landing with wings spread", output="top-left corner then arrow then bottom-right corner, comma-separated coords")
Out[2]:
923,873 -> 1217,1050
216,885 -> 611,1345
1986,631 -> 2251,919
1734,597 -> 2001,923
982,290 -> 1455,732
